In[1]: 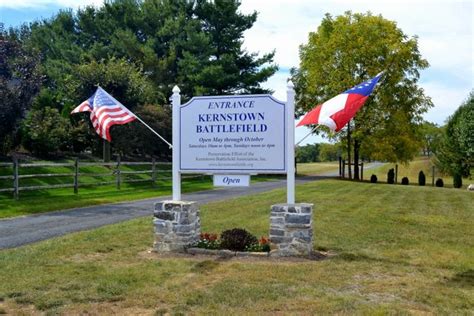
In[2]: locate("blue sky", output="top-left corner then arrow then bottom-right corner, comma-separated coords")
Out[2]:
1,0 -> 472,145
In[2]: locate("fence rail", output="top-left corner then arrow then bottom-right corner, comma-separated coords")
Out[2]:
0,158 -> 185,199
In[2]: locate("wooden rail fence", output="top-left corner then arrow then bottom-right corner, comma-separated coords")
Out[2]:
0,158 -> 199,199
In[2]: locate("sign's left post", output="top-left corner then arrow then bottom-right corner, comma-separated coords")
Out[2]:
172,86 -> 181,201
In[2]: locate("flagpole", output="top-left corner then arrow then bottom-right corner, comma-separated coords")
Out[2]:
296,126 -> 318,146
133,115 -> 173,149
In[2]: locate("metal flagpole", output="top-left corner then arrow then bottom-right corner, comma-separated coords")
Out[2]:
296,126 -> 318,146
133,115 -> 172,149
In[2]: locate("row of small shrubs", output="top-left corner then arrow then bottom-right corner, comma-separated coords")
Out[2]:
370,170 -> 445,187
193,228 -> 271,252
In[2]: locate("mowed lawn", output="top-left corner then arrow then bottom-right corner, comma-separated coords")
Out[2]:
1,180 -> 473,314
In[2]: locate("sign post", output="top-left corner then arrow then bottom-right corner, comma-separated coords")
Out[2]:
286,81 -> 295,204
172,85 -> 181,201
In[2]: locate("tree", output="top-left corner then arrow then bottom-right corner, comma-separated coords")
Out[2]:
292,12 -> 432,179
20,107 -> 70,157
435,91 -> 473,180
296,144 -> 320,163
26,0 -> 277,103
319,143 -> 343,162
0,25 -> 42,155
419,121 -> 443,156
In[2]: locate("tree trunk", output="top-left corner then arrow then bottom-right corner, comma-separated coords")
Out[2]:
347,122 -> 352,180
354,139 -> 360,180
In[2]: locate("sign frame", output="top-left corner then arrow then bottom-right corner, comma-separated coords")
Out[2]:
171,82 -> 296,204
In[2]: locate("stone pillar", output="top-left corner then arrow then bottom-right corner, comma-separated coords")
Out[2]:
269,203 -> 313,257
153,200 -> 200,253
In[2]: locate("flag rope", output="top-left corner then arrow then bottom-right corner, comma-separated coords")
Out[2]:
296,126 -> 318,146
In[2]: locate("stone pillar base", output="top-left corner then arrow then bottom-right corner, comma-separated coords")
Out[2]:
269,203 -> 313,257
153,200 -> 200,253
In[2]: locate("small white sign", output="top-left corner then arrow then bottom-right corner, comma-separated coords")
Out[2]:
213,174 -> 250,187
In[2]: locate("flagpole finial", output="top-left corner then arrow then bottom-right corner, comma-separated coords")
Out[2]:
172,85 -> 180,94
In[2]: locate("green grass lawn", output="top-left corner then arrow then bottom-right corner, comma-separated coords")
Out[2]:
296,161 -> 339,176
1,180 -> 472,314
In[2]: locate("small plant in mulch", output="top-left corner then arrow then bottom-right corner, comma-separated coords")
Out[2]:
387,168 -> 395,184
418,171 -> 426,186
436,178 -> 444,187
220,228 -> 258,251
370,174 -> 377,183
245,236 -> 271,252
191,229 -> 270,253
195,232 -> 220,249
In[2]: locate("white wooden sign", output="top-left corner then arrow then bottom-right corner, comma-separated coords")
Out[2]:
179,95 -> 286,173
171,82 -> 295,204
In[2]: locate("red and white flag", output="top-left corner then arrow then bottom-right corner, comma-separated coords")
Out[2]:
297,72 -> 383,132
71,87 -> 136,142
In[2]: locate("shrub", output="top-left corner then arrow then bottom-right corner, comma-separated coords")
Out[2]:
401,177 -> 409,185
435,178 -> 444,187
453,172 -> 463,188
418,171 -> 426,186
220,228 -> 258,251
387,168 -> 395,184
370,174 -> 377,183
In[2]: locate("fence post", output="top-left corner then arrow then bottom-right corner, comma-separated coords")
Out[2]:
342,160 -> 345,178
116,156 -> 121,190
74,158 -> 79,194
360,162 -> 364,181
395,164 -> 398,184
432,166 -> 435,186
151,158 -> 156,188
339,156 -> 342,177
13,157 -> 19,200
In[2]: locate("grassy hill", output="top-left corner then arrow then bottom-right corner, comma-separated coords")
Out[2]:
367,156 -> 469,187
0,180 -> 472,314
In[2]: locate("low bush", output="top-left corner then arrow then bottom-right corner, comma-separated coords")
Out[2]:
401,177 -> 409,185
370,174 -> 377,183
418,171 -> 426,186
436,178 -> 444,187
453,172 -> 463,188
387,168 -> 395,184
219,228 -> 258,251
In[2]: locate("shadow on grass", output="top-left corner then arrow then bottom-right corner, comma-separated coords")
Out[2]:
447,269 -> 474,288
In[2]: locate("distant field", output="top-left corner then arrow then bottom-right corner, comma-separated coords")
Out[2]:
367,157 -> 470,187
296,162 -> 339,176
0,180 -> 472,314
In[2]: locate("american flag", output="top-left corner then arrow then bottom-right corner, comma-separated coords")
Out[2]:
71,87 -> 136,141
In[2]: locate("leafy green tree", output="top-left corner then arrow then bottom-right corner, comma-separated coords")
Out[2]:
435,92 -> 473,180
319,143 -> 343,162
27,0 -> 277,103
296,144 -> 320,163
292,12 -> 432,179
20,107 -> 70,157
0,25 -> 42,155
65,58 -> 162,157
419,121 -> 443,156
